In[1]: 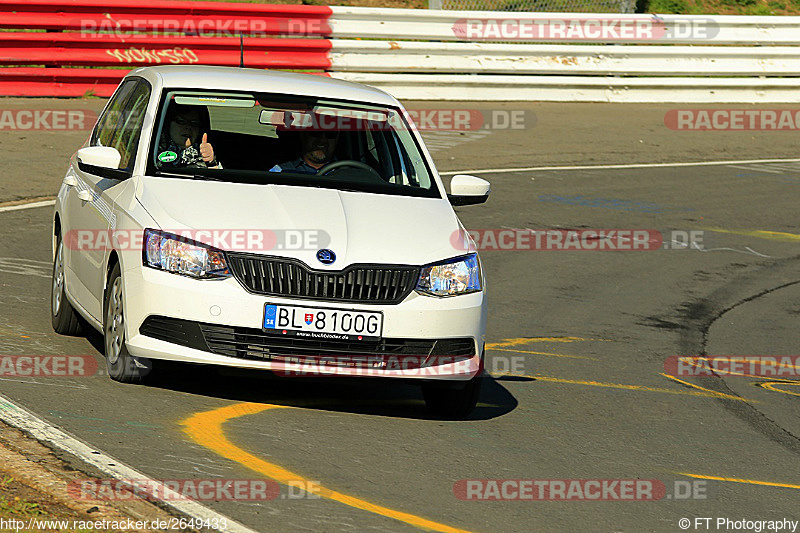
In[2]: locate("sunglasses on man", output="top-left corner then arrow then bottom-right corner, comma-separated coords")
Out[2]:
173,116 -> 202,127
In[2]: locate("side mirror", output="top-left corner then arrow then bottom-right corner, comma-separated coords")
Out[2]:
76,146 -> 129,180
448,174 -> 490,206
77,146 -> 122,169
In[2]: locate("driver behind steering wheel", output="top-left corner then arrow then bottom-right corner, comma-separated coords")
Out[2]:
270,129 -> 338,174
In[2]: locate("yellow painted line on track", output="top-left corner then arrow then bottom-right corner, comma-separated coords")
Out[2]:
701,227 -> 800,242
182,403 -> 471,533
757,381 -> 800,397
485,337 -> 604,349
677,473 -> 800,491
486,337 -> 603,360
673,356 -> 800,379
660,374 -> 754,402
487,347 -> 596,360
492,372 -> 750,401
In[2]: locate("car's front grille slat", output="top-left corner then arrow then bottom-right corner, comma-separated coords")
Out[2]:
226,254 -> 419,305
392,271 -> 402,301
255,258 -> 266,293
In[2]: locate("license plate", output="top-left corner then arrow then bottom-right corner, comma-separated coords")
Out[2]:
263,303 -> 382,341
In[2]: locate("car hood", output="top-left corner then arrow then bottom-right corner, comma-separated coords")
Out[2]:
135,176 -> 472,268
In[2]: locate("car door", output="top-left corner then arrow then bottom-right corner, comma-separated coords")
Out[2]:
65,78 -> 150,322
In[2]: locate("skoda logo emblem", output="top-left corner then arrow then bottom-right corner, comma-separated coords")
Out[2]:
317,249 -> 336,265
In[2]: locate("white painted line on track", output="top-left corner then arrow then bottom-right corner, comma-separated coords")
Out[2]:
0,394 -> 259,533
439,158 -> 800,176
0,200 -> 56,213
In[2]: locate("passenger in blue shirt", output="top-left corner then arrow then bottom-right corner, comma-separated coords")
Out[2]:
270,130 -> 338,174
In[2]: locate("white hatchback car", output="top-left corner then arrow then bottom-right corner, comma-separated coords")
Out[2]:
52,66 -> 490,418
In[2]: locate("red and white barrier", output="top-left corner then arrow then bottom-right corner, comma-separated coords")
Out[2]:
3,0 -> 800,102
0,0 -> 334,97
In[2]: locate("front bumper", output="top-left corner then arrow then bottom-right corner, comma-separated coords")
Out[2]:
122,263 -> 487,380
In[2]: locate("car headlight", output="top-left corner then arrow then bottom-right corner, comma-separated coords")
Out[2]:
143,229 -> 230,279
416,254 -> 482,297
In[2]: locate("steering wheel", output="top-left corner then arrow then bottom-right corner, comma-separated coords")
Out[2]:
316,160 -> 382,180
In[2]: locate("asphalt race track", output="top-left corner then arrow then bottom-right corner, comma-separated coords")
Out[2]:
1,100 -> 799,532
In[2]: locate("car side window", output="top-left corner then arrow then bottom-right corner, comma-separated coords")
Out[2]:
90,79 -> 151,171
91,80 -> 137,150
114,82 -> 151,170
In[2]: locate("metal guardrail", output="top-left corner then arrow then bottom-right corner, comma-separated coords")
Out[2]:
328,73 -> 800,103
327,9 -> 800,45
325,9 -> 800,102
0,68 -> 125,97
330,41 -> 800,76
0,0 -> 332,34
0,0 -> 334,96
2,0 -> 800,102
0,33 -> 331,69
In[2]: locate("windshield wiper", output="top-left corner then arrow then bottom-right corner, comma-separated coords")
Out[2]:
155,170 -> 223,182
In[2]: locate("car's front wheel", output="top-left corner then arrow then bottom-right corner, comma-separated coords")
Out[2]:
422,376 -> 482,419
51,234 -> 83,335
104,263 -> 151,383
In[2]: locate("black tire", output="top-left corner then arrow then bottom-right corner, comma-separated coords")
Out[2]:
104,263 -> 152,383
51,235 -> 83,335
422,376 -> 482,419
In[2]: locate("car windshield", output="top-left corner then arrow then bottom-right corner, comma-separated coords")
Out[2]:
149,90 -> 440,198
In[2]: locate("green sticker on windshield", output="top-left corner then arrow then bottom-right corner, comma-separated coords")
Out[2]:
158,150 -> 177,163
